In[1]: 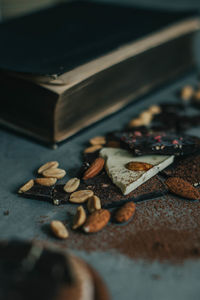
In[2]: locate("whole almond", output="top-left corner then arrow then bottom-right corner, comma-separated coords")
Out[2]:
83,157 -> 105,180
90,136 -> 106,145
70,190 -> 94,203
18,179 -> 34,193
83,209 -> 110,233
115,202 -> 136,223
64,177 -> 80,193
84,145 -> 102,153
50,220 -> 69,239
72,206 -> 87,230
87,195 -> 101,213
165,177 -> 200,200
38,161 -> 59,174
35,177 -> 57,186
42,168 -> 66,179
126,161 -> 153,171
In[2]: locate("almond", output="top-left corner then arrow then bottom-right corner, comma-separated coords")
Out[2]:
38,161 -> 59,174
72,206 -> 86,230
87,195 -> 101,213
165,177 -> 200,200
125,161 -> 153,171
42,168 -> 66,179
115,202 -> 136,223
18,179 -> 34,193
50,220 -> 69,239
90,136 -> 106,145
84,145 -> 103,153
83,209 -> 110,233
35,177 -> 57,186
69,190 -> 94,203
64,177 -> 80,193
83,157 -> 105,180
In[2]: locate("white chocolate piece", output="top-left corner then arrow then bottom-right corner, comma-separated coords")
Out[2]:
100,148 -> 174,195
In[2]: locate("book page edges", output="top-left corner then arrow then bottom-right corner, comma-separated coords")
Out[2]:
39,17 -> 200,95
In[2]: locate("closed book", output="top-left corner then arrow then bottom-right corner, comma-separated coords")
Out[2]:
0,1 -> 199,144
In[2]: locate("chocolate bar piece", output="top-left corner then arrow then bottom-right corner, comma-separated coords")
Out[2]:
162,153 -> 200,186
81,171 -> 167,208
120,131 -> 200,156
19,183 -> 54,203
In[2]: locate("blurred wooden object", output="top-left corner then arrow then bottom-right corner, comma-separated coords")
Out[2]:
1,0 -> 62,19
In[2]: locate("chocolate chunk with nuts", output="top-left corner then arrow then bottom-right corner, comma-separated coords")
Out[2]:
162,153 -> 200,186
19,182 -> 54,203
120,131 -> 200,156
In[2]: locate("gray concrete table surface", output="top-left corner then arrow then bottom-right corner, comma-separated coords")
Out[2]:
1,72 -> 200,300
1,1 -> 200,298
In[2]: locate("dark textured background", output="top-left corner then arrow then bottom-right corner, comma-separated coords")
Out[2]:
1,1 -> 200,299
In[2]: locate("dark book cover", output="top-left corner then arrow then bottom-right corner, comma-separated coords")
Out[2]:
0,1 -> 199,144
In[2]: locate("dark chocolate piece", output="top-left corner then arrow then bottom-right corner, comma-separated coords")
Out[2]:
19,183 -> 54,203
162,153 -> 200,186
81,171 -> 168,208
120,131 -> 200,156
52,184 -> 70,205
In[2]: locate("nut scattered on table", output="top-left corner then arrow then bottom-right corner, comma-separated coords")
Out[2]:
42,168 -> 66,179
180,85 -> 194,101
72,206 -> 87,230
64,177 -> 80,193
83,157 -> 105,180
139,110 -> 153,125
89,136 -> 106,145
84,144 -> 103,153
115,202 -> 136,223
18,179 -> 34,193
50,220 -> 69,239
129,118 -> 144,128
69,190 -> 94,203
83,209 -> 110,233
87,195 -> 101,213
35,177 -> 57,186
193,89 -> 200,102
148,105 -> 161,115
38,161 -> 59,174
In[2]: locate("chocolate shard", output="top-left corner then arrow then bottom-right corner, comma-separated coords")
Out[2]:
162,153 -> 200,186
19,183 -> 54,203
81,171 -> 168,208
120,131 -> 200,156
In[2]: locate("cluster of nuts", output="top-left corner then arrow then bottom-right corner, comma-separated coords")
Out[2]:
84,136 -> 106,154
18,161 -> 67,194
128,104 -> 161,128
51,199 -> 136,239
